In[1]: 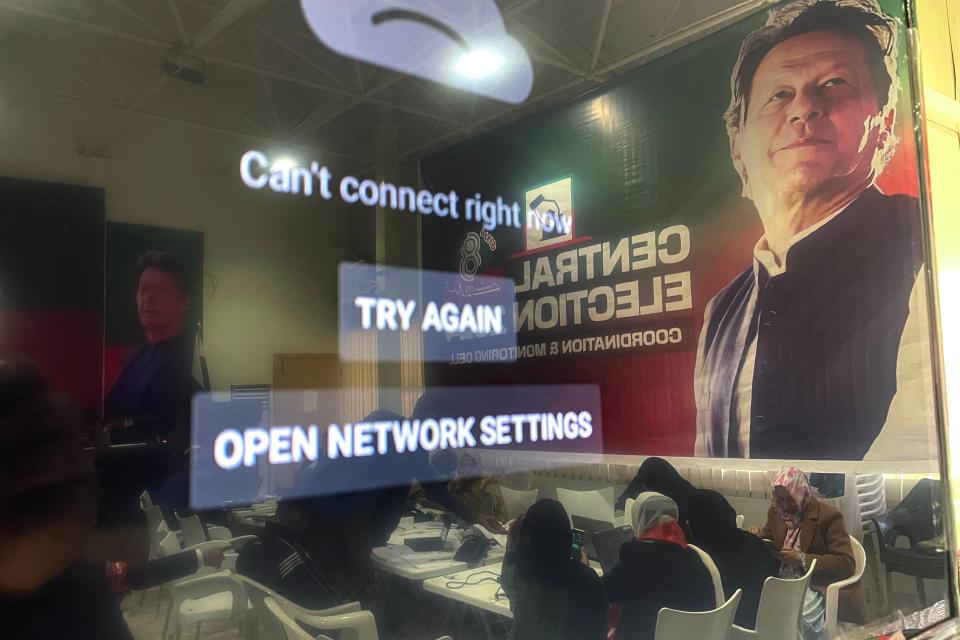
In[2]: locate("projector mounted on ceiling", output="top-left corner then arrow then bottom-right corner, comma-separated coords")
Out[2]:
162,49 -> 206,86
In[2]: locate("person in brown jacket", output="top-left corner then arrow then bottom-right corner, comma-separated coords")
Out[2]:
753,466 -> 865,638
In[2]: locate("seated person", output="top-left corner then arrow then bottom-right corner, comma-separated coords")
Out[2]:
754,466 -> 864,638
501,499 -> 607,640
603,492 -> 714,640
687,489 -> 778,628
447,452 -> 506,524
0,360 -> 132,640
374,400 -> 506,535
615,457 -> 695,533
236,499 -> 357,610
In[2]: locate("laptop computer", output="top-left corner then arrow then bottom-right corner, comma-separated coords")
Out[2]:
592,525 -> 635,574
571,515 -> 614,560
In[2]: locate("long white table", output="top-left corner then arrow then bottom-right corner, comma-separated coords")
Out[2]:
372,522 -> 506,581
423,563 -> 513,618
422,559 -> 604,619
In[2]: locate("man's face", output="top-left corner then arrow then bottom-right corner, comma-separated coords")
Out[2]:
137,268 -> 189,333
733,30 -> 883,199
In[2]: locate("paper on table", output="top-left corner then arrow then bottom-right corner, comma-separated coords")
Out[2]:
372,544 -> 417,562
372,544 -> 455,565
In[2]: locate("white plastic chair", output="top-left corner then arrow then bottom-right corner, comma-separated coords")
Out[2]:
689,544 -> 725,608
731,559 -> 817,640
556,487 -> 615,525
824,536 -> 866,640
207,524 -> 234,541
260,595 -> 380,639
177,514 -> 208,548
156,530 -> 245,639
243,574 -> 376,640
165,572 -> 250,640
144,505 -> 168,560
176,513 -> 257,551
263,597 -> 325,640
655,589 -> 741,640
239,574 -> 363,616
501,486 -> 539,521
736,514 -> 745,530
159,530 -> 186,558
261,596 -> 454,640
139,490 -> 155,511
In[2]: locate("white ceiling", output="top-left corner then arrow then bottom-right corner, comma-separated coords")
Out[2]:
0,0 -> 770,176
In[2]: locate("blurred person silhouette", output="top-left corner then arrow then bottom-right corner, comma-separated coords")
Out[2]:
614,457 -> 695,533
687,489 -> 778,628
299,408 -> 502,547
0,360 -> 133,639
501,499 -> 607,640
752,466 -> 862,638
447,451 -> 507,523
391,390 -> 506,533
603,492 -> 714,640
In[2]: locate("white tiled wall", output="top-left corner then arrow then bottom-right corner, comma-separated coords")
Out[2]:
481,452 -> 940,533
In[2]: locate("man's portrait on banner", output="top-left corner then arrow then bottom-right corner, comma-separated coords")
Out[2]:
694,0 -> 929,460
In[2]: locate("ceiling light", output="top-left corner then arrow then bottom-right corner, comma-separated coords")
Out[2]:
271,157 -> 297,172
456,48 -> 504,79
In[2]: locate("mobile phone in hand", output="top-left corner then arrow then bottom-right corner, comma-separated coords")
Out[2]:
571,528 -> 586,560
761,538 -> 780,560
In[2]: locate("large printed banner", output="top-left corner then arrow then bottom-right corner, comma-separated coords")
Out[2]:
420,0 -> 938,462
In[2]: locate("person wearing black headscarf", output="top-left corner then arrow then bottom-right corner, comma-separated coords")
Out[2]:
614,457 -> 695,532
501,499 -> 607,640
687,489 -> 778,628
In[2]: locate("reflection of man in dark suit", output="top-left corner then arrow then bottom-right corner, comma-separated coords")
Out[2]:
104,251 -> 200,447
695,0 -> 924,460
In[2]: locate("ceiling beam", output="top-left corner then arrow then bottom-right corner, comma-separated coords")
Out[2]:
595,0 -> 772,76
401,75 -> 594,160
513,19 -> 587,74
527,49 -> 590,78
90,0 -> 270,154
402,0 -> 775,161
75,0 -> 128,102
655,0 -> 688,41
247,29 -> 281,133
105,0 -> 171,40
283,0 -> 549,142
0,1 -> 174,47
165,0 -> 190,46
590,0 -> 614,72
192,0 -> 269,52
252,23 -> 352,89
18,36 -> 123,106
286,74 -> 404,140
0,79 -> 375,164
0,1 -> 472,131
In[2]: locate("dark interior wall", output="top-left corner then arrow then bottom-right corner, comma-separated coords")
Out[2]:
0,176 -> 105,418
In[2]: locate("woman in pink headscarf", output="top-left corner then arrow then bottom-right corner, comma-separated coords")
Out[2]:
755,467 -> 862,638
